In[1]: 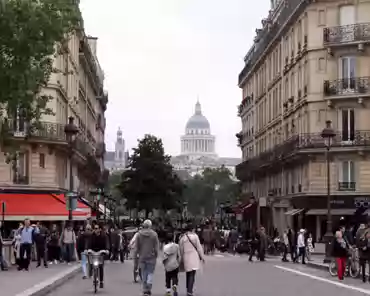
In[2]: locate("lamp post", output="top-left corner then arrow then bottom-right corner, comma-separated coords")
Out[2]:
64,117 -> 79,221
321,120 -> 336,263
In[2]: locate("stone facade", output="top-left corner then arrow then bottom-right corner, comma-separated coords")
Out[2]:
236,0 -> 370,239
0,31 -> 108,195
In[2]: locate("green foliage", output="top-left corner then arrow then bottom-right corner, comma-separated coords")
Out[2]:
0,0 -> 81,126
118,135 -> 184,215
184,166 -> 241,216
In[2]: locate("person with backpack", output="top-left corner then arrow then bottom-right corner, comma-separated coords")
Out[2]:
163,233 -> 180,296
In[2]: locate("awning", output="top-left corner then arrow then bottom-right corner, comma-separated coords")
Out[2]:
0,193 -> 90,221
285,209 -> 304,216
53,194 -> 91,214
305,209 -> 356,216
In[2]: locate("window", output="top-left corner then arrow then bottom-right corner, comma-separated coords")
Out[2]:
39,153 -> 45,168
340,57 -> 356,89
342,109 -> 355,141
318,10 -> 326,26
291,71 -> 295,98
318,57 -> 326,71
297,20 -> 302,46
339,160 -> 355,191
13,151 -> 29,184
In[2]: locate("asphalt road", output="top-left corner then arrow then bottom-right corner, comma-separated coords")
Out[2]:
47,254 -> 370,296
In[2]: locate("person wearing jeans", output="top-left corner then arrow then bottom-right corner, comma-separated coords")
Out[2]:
179,223 -> 205,296
134,219 -> 159,296
61,223 -> 76,264
18,218 -> 39,271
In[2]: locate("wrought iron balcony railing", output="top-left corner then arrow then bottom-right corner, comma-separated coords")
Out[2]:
323,22 -> 370,45
338,182 -> 356,191
236,131 -> 370,180
324,77 -> 370,96
238,0 -> 309,85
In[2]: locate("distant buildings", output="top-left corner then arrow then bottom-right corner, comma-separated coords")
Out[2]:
171,101 -> 240,177
105,128 -> 129,172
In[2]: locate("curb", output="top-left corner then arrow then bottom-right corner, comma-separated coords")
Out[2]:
14,265 -> 80,296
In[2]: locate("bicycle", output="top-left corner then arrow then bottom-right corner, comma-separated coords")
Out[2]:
87,249 -> 108,293
329,247 -> 360,278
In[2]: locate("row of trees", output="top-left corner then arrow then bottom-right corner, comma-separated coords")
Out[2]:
109,134 -> 241,218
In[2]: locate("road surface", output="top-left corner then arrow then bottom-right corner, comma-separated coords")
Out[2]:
47,254 -> 370,296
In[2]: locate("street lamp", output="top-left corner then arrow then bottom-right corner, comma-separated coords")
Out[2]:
220,203 -> 225,228
321,120 -> 336,263
64,116 -> 78,221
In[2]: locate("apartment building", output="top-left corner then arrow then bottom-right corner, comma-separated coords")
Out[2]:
236,0 -> 370,240
0,30 -> 108,221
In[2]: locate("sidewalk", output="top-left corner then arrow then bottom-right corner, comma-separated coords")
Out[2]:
0,262 -> 80,296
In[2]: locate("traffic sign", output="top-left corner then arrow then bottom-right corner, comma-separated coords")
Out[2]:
65,192 -> 77,211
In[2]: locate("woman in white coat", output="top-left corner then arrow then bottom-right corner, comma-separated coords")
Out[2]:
179,223 -> 205,296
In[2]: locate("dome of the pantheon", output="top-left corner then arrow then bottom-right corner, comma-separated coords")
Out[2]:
185,101 -> 210,130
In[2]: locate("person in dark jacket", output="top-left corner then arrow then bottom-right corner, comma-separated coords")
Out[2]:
86,224 -> 108,288
109,226 -> 120,261
34,222 -> 49,268
48,224 -> 60,264
358,226 -> 370,282
331,230 -> 348,281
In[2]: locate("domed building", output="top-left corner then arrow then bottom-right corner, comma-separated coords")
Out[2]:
180,101 -> 217,159
172,101 -> 241,177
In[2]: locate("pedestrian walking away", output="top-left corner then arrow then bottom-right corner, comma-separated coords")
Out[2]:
134,219 -> 160,296
163,233 -> 180,296
179,222 -> 205,296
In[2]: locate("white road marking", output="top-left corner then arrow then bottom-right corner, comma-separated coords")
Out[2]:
275,265 -> 370,295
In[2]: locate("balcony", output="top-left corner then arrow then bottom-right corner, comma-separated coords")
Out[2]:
238,0 -> 309,85
3,120 -> 97,160
236,131 -> 370,181
338,182 -> 356,191
323,23 -> 370,46
324,77 -> 370,97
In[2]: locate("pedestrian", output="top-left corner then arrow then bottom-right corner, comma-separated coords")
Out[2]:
0,222 -> 7,271
248,230 -> 259,262
258,226 -> 267,261
60,223 -> 76,264
18,218 -> 39,271
134,219 -> 159,296
332,230 -> 348,281
287,227 -> 297,262
282,229 -> 289,262
228,227 -> 238,255
179,222 -> 205,296
34,221 -> 49,268
12,224 -> 22,267
297,229 -> 306,264
48,224 -> 60,264
109,226 -> 120,261
163,233 -> 180,296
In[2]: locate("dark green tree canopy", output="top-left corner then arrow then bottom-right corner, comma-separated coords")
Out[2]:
0,0 -> 81,123
184,166 -> 241,216
118,134 -> 184,214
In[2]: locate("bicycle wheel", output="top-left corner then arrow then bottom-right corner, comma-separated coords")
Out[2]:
349,260 -> 360,278
329,260 -> 338,277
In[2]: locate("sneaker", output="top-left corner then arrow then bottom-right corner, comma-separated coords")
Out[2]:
99,282 -> 104,289
82,276 -> 87,279
54,260 -> 58,264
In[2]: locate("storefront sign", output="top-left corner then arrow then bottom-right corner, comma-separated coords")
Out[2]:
292,195 -> 369,209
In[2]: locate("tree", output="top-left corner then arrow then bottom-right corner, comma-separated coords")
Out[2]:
118,135 -> 184,217
184,166 -> 241,216
0,0 -> 81,143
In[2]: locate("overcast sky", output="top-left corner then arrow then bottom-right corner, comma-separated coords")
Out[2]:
79,0 -> 270,158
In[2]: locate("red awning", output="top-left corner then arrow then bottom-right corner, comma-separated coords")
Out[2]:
0,193 -> 90,221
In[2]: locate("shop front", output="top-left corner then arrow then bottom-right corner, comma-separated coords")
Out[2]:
291,195 -> 369,242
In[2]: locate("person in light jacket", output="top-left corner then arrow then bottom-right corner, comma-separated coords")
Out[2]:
297,229 -> 306,264
163,233 -> 180,296
179,222 -> 205,296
